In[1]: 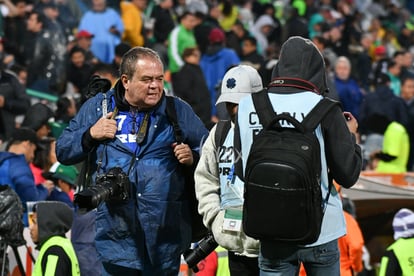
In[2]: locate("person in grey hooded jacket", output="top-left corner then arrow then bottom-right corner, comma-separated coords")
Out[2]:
234,36 -> 362,275
30,201 -> 80,275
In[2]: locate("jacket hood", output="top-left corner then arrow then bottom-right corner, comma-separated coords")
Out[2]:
253,14 -> 275,33
36,201 -> 73,246
271,36 -> 328,94
21,103 -> 54,131
114,79 -> 130,111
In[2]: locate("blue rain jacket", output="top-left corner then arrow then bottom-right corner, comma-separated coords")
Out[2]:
56,89 -> 208,271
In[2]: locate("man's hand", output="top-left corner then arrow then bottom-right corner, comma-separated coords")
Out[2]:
90,112 -> 117,140
173,143 -> 194,166
0,95 -> 5,108
344,111 -> 358,135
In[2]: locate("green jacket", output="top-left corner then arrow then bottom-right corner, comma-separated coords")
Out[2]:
167,25 -> 196,73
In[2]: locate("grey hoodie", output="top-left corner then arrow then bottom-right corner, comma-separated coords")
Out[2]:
36,201 -> 73,247
271,36 -> 329,95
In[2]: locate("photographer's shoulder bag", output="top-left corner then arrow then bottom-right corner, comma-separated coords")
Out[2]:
243,88 -> 338,244
165,96 -> 209,242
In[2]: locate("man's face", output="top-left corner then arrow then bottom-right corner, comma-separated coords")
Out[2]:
77,37 -> 92,50
122,58 -> 164,109
401,78 -> 414,101
181,13 -> 198,31
36,124 -> 51,140
335,61 -> 351,80
70,51 -> 85,68
92,0 -> 106,12
27,13 -> 41,32
16,1 -> 27,17
242,40 -> 256,56
24,141 -> 37,163
403,52 -> 413,68
29,212 -> 39,243
133,0 -> 147,11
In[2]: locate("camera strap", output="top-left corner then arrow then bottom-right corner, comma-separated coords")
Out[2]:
95,107 -> 119,176
95,105 -> 138,177
135,112 -> 150,144
76,153 -> 92,193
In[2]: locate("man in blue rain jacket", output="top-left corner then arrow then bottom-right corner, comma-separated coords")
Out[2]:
56,46 -> 208,275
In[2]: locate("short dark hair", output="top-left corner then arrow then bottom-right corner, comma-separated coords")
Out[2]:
393,50 -> 407,58
243,36 -> 257,47
387,60 -> 397,69
93,63 -> 118,78
6,127 -> 38,150
30,11 -> 47,27
69,46 -> 86,57
182,47 -> 199,59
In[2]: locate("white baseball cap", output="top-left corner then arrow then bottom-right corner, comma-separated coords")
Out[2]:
216,65 -> 263,105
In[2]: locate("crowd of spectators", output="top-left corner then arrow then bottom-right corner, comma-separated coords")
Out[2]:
3,2 -> 414,208
0,0 -> 412,133
1,0 -> 414,273
0,0 -> 413,166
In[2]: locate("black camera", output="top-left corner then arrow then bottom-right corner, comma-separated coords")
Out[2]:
183,232 -> 218,272
74,167 -> 130,210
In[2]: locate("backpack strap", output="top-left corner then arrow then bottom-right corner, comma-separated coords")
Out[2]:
301,98 -> 339,131
301,98 -> 340,211
165,96 -> 184,143
252,89 -> 276,129
214,120 -> 231,148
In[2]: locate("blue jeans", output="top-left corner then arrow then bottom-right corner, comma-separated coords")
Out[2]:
102,262 -> 179,276
259,239 -> 340,276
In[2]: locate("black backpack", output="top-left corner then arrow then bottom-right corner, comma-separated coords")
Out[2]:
165,96 -> 209,242
242,89 -> 338,244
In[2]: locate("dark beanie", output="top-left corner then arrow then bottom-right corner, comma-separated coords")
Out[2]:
21,103 -> 54,131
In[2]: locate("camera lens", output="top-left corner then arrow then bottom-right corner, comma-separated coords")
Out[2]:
74,185 -> 112,210
183,233 -> 218,272
74,167 -> 130,210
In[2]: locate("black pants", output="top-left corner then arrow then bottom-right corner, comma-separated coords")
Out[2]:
228,251 -> 259,276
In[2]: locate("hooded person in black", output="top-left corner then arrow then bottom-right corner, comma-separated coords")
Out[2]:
30,201 -> 80,275
234,36 -> 362,275
21,103 -> 54,139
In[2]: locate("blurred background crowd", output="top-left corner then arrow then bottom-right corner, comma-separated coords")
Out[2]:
2,0 -> 414,173
1,0 -> 414,274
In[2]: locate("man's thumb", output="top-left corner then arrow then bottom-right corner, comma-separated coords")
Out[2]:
106,112 -> 114,119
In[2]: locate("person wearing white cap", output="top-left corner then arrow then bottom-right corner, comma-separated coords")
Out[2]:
379,208 -> 414,276
195,65 -> 263,275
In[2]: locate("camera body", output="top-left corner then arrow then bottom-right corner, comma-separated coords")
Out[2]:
183,232 -> 218,272
74,167 -> 130,210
